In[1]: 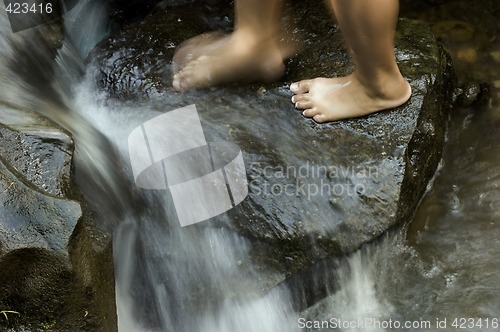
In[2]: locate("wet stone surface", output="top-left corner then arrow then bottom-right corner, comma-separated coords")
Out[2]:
91,3 -> 455,276
0,104 -> 79,254
0,158 -> 81,254
0,105 -> 73,197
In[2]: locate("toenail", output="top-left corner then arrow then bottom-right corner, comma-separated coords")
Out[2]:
290,83 -> 298,92
296,102 -> 301,109
291,96 -> 296,103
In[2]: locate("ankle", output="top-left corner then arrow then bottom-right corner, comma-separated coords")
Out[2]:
232,29 -> 278,53
354,70 -> 410,101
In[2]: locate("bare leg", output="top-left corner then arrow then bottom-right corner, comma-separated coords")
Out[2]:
172,0 -> 285,91
290,0 -> 412,123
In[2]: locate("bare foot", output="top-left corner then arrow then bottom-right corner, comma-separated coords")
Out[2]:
290,73 -> 412,123
172,31 -> 286,91
171,32 -> 226,75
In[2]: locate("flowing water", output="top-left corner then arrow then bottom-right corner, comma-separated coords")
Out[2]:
1,0 -> 499,331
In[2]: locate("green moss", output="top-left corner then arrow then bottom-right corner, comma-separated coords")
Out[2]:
40,319 -> 57,330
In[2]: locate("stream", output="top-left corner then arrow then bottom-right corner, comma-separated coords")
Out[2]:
1,0 -> 499,331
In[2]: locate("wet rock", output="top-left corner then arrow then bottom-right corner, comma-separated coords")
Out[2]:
0,103 -> 78,254
90,3 -> 454,280
0,105 -> 73,197
0,157 -> 80,253
0,107 -> 117,331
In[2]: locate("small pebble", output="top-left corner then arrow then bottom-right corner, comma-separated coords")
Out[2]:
463,82 -> 481,106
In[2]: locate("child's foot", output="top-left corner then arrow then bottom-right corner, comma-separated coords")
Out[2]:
290,73 -> 412,123
172,31 -> 286,91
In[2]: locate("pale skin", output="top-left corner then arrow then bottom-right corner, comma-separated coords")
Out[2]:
172,0 -> 412,123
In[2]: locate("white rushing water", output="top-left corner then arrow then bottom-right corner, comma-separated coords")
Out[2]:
52,2 -> 300,331
71,72 -> 300,332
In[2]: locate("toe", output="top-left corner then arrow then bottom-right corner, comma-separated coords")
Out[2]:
173,74 -> 182,91
302,107 -> 320,118
312,114 -> 328,123
295,100 -> 313,110
290,80 -> 313,94
291,93 -> 309,104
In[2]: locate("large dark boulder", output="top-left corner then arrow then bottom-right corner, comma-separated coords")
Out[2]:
90,1 -> 455,277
